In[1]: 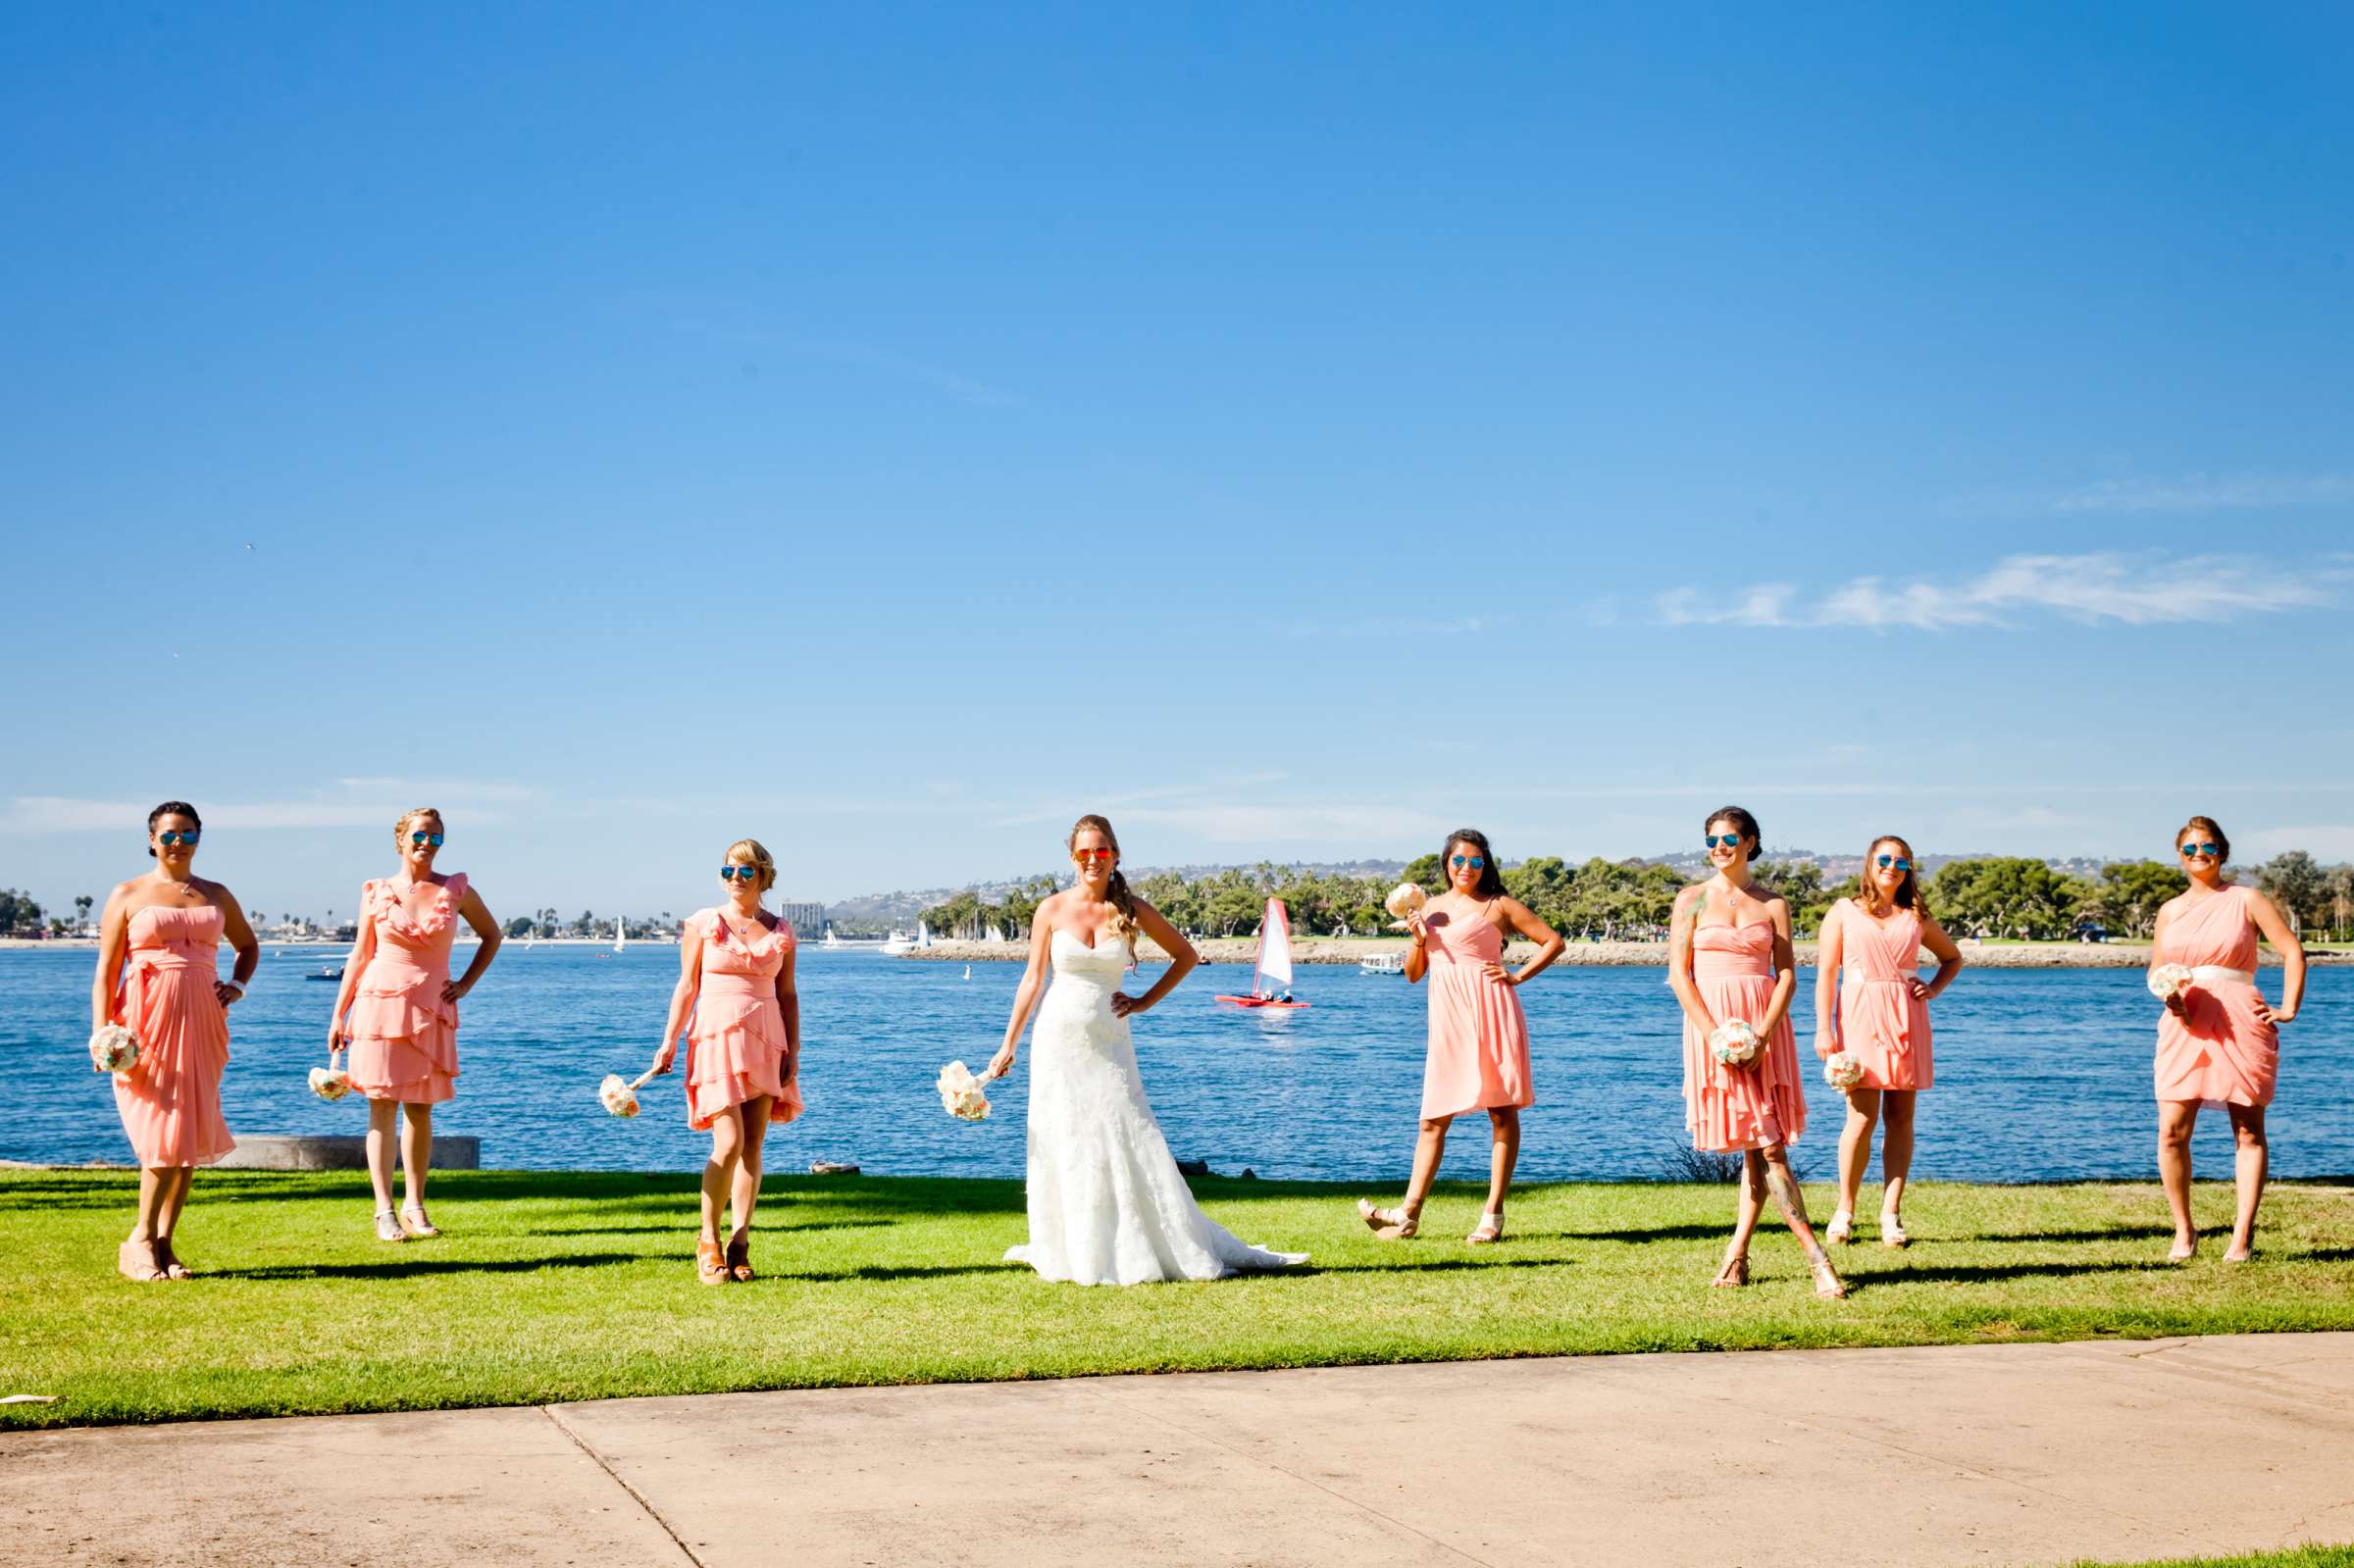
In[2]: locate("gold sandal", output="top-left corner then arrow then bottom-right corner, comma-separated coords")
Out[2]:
400,1206 -> 441,1239
1811,1252 -> 1848,1299
1356,1199 -> 1418,1240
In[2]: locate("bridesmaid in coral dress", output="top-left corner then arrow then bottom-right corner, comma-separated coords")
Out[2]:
647,838 -> 802,1285
329,808 -> 503,1241
1813,835 -> 1964,1248
1669,806 -> 1843,1297
1356,828 -> 1562,1244
2150,816 -> 2306,1262
89,802 -> 260,1282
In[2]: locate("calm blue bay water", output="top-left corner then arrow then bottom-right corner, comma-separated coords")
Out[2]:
3,948 -> 2347,1183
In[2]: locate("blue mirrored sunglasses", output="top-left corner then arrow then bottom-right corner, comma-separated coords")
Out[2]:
719,866 -> 760,881
1450,854 -> 1485,870
1704,834 -> 1743,849
156,830 -> 200,846
409,833 -> 445,847
1875,855 -> 1912,871
2179,842 -> 2222,859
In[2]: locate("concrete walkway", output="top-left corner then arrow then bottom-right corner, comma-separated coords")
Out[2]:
5,1334 -> 2351,1566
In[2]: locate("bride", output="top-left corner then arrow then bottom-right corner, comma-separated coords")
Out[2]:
987,814 -> 1307,1286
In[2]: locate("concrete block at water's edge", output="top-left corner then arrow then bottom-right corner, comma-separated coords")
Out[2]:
216,1136 -> 481,1171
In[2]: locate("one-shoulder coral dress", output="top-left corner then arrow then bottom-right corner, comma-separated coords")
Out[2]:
683,909 -> 803,1131
2154,885 -> 2277,1108
112,904 -> 237,1167
1680,920 -> 1807,1153
1418,903 -> 1535,1121
346,874 -> 468,1103
1824,899 -> 1933,1091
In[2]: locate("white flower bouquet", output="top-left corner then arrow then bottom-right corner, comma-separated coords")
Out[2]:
1823,1050 -> 1866,1090
599,1068 -> 658,1119
1708,1019 -> 1763,1067
88,1024 -> 140,1075
937,1060 -> 992,1122
309,1049 -> 352,1101
1384,882 -> 1426,931
2148,962 -> 2194,1001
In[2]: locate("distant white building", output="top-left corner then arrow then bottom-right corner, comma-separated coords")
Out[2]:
779,901 -> 825,935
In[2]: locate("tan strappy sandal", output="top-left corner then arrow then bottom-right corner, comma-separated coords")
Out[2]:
1356,1199 -> 1419,1240
118,1239 -> 169,1284
400,1205 -> 441,1239
1466,1212 -> 1505,1245
1710,1250 -> 1749,1290
1811,1251 -> 1848,1299
155,1238 -> 193,1280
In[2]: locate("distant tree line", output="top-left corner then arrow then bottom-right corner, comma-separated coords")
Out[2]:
919,850 -> 2354,945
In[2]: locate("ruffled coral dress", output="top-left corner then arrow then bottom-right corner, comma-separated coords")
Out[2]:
345,873 -> 467,1103
1824,899 -> 1933,1091
1680,920 -> 1807,1153
2154,885 -> 2277,1108
683,909 -> 802,1131
112,904 -> 237,1168
1418,902 -> 1535,1121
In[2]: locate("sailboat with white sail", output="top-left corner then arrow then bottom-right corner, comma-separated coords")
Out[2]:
614,916 -> 627,954
1215,896 -> 1308,1009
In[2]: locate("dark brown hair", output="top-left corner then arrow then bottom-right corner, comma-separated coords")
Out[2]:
1704,805 -> 1762,864
1069,814 -> 1140,947
2175,815 -> 2230,868
1441,828 -> 1507,899
146,800 -> 200,858
1860,834 -> 1929,921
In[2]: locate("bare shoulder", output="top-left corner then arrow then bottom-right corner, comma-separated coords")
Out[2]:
1673,883 -> 1709,913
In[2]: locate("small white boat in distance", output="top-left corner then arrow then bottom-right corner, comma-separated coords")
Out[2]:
1360,952 -> 1407,977
823,926 -> 843,950
614,917 -> 627,954
984,924 -> 1005,944
881,929 -> 914,956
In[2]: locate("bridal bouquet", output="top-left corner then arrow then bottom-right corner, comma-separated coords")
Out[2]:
1384,882 -> 1426,931
937,1060 -> 992,1122
599,1068 -> 657,1119
1822,1050 -> 1866,1090
1708,1019 -> 1763,1067
2147,963 -> 2195,1001
309,1049 -> 352,1102
88,1024 -> 140,1075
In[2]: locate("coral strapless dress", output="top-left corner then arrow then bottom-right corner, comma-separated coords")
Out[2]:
112,905 -> 236,1168
1680,921 -> 1807,1153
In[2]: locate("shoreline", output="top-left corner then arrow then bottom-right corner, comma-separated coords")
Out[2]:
895,936 -> 2342,969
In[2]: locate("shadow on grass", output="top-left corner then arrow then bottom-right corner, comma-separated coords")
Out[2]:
1552,1224 -> 1730,1243
532,1218 -> 903,1238
210,1251 -> 640,1281
1860,1258 -> 2162,1286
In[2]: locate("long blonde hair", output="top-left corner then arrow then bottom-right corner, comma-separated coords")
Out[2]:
1069,814 -> 1140,948
1859,834 -> 1928,921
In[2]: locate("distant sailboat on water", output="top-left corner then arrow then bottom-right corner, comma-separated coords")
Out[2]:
614,916 -> 627,954
1216,897 -> 1308,1009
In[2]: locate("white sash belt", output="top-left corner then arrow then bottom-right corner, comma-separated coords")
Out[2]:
2190,965 -> 2256,986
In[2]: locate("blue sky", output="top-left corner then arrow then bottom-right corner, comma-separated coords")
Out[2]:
3,5 -> 2350,917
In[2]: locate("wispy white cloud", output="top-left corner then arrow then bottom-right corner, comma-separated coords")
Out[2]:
1658,552 -> 2338,631
1954,472 -> 2353,516
0,781 -> 542,835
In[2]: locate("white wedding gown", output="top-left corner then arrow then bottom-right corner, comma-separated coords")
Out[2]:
1004,932 -> 1308,1286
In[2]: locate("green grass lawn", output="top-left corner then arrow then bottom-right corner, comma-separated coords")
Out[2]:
2082,1549 -> 2354,1568
4,1169 -> 2351,1430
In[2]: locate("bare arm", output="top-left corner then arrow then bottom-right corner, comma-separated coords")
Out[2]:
775,937 -> 800,1066
2245,889 -> 2307,1025
651,920 -> 704,1074
1403,906 -> 1430,984
90,885 -> 131,1034
214,884 -> 260,1005
330,885 -> 374,1045
1918,914 -> 1965,1000
1757,898 -> 1798,1037
1112,899 -> 1198,1017
1812,903 -> 1843,1058
1495,896 -> 1563,986
448,885 -> 503,1000
988,902 -> 1057,1079
1665,885 -> 1718,1036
